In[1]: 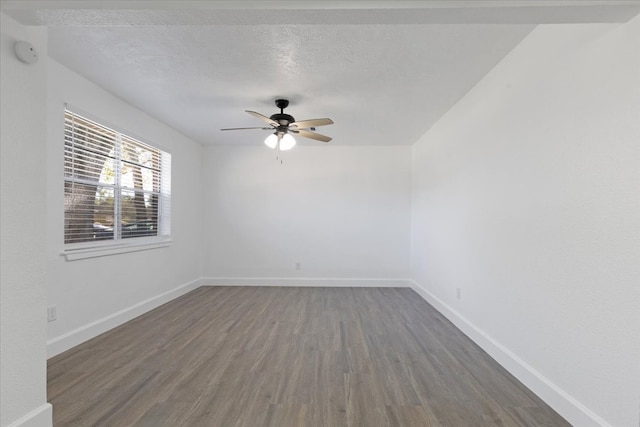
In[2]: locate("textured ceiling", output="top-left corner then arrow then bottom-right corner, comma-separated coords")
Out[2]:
3,1 -> 639,147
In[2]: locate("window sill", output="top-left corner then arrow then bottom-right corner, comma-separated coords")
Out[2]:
62,239 -> 172,261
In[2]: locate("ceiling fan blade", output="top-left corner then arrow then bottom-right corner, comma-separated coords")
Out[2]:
295,129 -> 332,143
245,110 -> 279,127
220,126 -> 272,131
290,118 -> 334,129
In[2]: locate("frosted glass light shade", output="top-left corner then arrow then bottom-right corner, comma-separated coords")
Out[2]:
264,133 -> 278,149
279,134 -> 296,151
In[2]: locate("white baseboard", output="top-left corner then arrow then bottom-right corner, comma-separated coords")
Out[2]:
202,277 -> 411,288
409,280 -> 610,427
7,403 -> 52,427
47,278 -> 202,358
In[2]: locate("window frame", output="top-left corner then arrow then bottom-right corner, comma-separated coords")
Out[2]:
62,107 -> 172,260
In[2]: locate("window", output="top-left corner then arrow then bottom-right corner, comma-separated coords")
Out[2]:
64,109 -> 171,245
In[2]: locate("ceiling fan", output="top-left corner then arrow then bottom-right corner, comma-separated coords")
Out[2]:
221,99 -> 333,150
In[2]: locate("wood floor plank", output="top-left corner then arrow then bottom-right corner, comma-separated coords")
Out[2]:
345,373 -> 389,427
386,404 -> 441,427
48,287 -> 571,426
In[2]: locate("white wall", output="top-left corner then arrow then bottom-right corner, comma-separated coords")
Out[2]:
0,13 -> 52,427
45,59 -> 204,357
203,145 -> 411,285
411,18 -> 640,427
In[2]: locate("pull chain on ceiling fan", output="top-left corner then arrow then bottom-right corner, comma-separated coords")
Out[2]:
221,99 -> 334,151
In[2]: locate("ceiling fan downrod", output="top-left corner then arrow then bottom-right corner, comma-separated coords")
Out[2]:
275,98 -> 289,112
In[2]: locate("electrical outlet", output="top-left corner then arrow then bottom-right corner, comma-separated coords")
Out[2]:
456,288 -> 462,300
47,305 -> 57,322
295,262 -> 301,270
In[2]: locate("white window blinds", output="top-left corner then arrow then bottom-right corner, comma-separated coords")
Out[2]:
64,109 -> 171,244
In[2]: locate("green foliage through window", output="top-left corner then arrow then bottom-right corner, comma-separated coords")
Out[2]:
64,110 -> 171,244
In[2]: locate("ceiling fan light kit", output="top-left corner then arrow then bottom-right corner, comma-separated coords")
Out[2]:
264,133 -> 279,149
264,133 -> 296,151
278,133 -> 296,151
221,99 -> 333,152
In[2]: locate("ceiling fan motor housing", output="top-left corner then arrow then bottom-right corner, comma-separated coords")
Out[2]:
270,112 -> 295,125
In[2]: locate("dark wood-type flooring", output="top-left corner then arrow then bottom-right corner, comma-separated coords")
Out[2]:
48,286 -> 571,426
